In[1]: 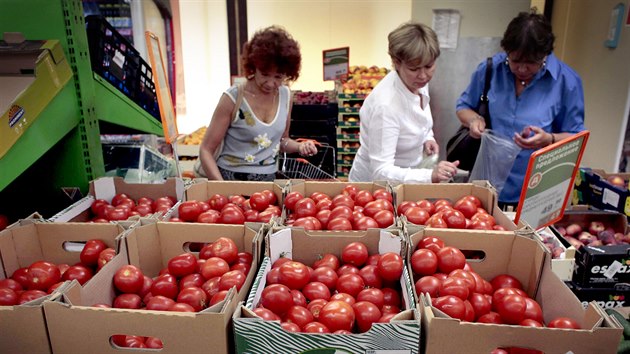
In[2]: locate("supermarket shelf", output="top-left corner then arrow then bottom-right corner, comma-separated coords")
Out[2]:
93,74 -> 163,135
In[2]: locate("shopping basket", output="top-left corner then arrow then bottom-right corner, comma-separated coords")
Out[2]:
277,140 -> 337,180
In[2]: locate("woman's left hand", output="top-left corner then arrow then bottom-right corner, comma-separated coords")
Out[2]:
299,141 -> 318,157
423,140 -> 439,155
513,125 -> 553,150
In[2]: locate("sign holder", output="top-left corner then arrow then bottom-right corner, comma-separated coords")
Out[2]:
514,131 -> 590,229
145,31 -> 181,177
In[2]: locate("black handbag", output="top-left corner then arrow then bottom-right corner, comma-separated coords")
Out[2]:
446,57 -> 493,172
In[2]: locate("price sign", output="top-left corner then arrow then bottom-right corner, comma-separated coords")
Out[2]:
323,47 -> 349,81
514,131 -> 589,229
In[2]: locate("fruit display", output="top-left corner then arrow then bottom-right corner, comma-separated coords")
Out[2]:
0,238 -> 114,305
555,219 -> 630,249
252,241 -> 404,334
340,65 -> 389,95
180,126 -> 206,146
397,195 -> 506,231
283,185 -> 395,230
536,227 -> 568,259
171,190 -> 280,224
293,91 -> 334,105
413,235 -> 580,328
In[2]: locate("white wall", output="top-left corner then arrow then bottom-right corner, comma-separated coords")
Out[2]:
553,0 -> 630,172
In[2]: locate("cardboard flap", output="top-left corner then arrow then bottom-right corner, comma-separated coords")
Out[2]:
90,176 -> 185,202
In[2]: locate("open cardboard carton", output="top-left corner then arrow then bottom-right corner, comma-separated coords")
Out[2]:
43,220 -> 263,354
534,226 -> 576,281
185,179 -> 287,203
408,228 -> 622,353
393,180 -> 522,233
233,227 -> 421,354
49,176 -> 185,222
0,221 -> 126,354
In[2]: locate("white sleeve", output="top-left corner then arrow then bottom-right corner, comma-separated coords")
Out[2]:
365,105 -> 433,183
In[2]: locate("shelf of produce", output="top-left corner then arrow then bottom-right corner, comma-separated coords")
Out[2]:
93,74 -> 163,136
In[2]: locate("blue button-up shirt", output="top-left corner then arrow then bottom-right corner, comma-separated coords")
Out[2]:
456,52 -> 586,203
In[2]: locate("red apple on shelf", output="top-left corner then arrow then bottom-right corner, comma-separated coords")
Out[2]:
614,232 -> 626,243
607,175 -> 626,188
578,232 -> 597,245
564,236 -> 584,250
589,240 -> 604,247
588,221 -> 606,236
565,223 -> 582,237
555,226 -> 567,236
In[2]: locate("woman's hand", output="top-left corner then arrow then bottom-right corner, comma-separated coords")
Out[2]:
469,116 -> 486,139
423,140 -> 439,155
513,125 -> 553,150
431,160 -> 460,183
299,140 -> 318,157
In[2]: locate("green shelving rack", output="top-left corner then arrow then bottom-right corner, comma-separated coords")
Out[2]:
0,0 -> 163,219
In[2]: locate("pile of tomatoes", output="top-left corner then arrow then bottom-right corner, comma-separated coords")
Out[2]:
253,241 -> 406,334
412,236 -> 580,329
398,195 -> 506,231
284,185 -> 396,231
173,190 -> 280,224
90,193 -> 177,222
0,239 -> 114,306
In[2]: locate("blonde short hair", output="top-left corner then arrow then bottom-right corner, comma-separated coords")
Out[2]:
388,22 -> 440,66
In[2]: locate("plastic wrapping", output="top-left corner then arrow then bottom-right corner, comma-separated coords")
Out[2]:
469,130 -> 521,194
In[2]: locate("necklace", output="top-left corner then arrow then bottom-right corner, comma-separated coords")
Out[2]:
520,80 -> 527,86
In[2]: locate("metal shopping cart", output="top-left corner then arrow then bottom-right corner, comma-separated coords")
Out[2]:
277,139 -> 337,180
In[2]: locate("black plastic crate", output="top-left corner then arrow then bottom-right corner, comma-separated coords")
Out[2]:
85,15 -> 160,120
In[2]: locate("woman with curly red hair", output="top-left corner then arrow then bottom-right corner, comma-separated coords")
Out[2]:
198,25 -> 317,180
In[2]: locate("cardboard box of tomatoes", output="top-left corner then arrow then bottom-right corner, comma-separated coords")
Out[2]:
0,221 -> 127,354
233,227 -> 421,353
409,228 -> 622,354
49,176 -> 186,222
184,179 -> 287,205
392,181 -> 521,233
43,220 -> 264,354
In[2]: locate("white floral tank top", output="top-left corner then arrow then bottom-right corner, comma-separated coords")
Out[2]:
216,84 -> 289,174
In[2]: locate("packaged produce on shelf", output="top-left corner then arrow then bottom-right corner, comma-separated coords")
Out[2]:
340,65 -> 389,95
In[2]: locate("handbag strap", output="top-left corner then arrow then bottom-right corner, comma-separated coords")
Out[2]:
480,57 -> 492,125
231,82 -> 245,123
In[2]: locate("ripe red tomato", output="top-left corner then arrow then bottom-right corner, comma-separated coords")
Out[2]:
433,295 -> 466,320
313,254 -> 340,270
449,269 -> 477,294
220,206 -> 245,225
353,300 -> 382,333
310,266 -> 338,291
209,237 -> 239,265
291,289 -> 307,307
62,265 -> 94,285
332,194 -> 355,210
307,298 -> 328,319
310,192 -> 330,203
90,199 -> 109,216
418,236 -> 445,252
113,293 -> 142,309
302,281 -> 331,302
168,253 -> 197,278
336,273 -> 365,298
329,205 -> 353,221
469,292 -> 491,320
397,201 -> 417,216
294,198 -> 317,218
372,188 -> 393,203
147,274 -> 175,301
471,212 -> 496,227
303,322 -> 330,333
342,185 -> 359,200
113,265 -> 144,294
200,257 -> 230,279
547,317 -> 580,329
0,288 -> 18,305
377,252 -> 404,281
411,249 -> 438,276
146,295 -> 176,311
491,274 -> 523,291
218,270 -> 247,291
277,261 -> 310,290
478,311 -> 504,324
284,192 -> 304,212
249,192 -> 270,212
341,242 -> 369,267
0,278 -> 23,292
354,190 -> 374,207
260,284 -> 293,316
18,289 -> 47,304
358,265 -> 383,289
436,247 -> 466,274
133,203 -> 153,216
404,207 -> 431,225
415,199 -> 435,214
177,286 -> 208,311
326,217 -> 351,231
316,199 -> 333,211
170,302 -> 197,312
425,214 -> 448,228
11,267 -> 30,289
523,297 -> 544,323
373,210 -> 395,228
27,261 -> 61,291
439,277 -> 470,301
315,209 -> 331,228
354,216 -> 379,230
284,305 -> 314,328
111,193 -> 132,207
292,217 -> 319,230
319,300 -> 355,332
454,198 -> 478,219
357,288 -> 385,309
105,207 -> 129,221
253,307 -> 281,321
208,194 -> 229,211
495,294 -> 527,324
330,293 -> 356,306
178,201 -> 202,222
441,209 -> 467,229
144,337 -> 163,349
80,239 -> 107,267
201,277 -> 221,299
197,210 -> 221,224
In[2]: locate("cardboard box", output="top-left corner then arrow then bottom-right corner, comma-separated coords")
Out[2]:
0,221 -> 126,354
233,227 -> 421,353
409,228 -> 622,354
582,169 -> 630,216
552,210 -> 630,287
43,221 -> 263,354
393,181 -> 519,232
565,281 -> 630,309
49,176 -> 185,222
535,226 -> 576,281
0,39 -> 72,159
185,180 -> 286,204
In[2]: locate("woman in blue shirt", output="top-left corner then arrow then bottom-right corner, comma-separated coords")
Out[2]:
455,11 -> 585,208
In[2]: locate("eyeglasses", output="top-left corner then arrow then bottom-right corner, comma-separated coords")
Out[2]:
506,54 -> 546,70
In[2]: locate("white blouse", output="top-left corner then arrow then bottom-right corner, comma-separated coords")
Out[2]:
348,70 -> 435,183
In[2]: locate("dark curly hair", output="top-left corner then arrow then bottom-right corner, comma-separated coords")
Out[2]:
501,10 -> 554,62
242,26 -> 301,82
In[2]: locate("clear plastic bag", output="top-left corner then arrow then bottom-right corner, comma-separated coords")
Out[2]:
469,129 -> 521,195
